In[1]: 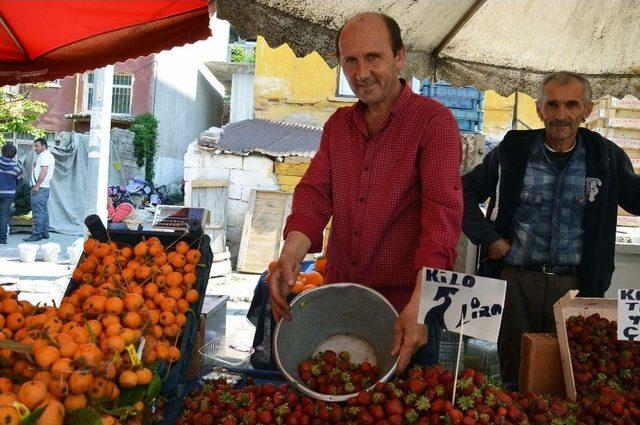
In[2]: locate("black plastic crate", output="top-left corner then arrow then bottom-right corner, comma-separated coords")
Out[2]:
66,220 -> 213,401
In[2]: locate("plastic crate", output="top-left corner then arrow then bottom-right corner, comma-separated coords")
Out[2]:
451,108 -> 483,122
434,96 -> 483,110
65,226 -> 213,401
457,119 -> 483,132
464,338 -> 501,383
429,80 -> 483,100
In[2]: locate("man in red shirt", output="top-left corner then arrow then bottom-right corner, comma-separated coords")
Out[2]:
270,12 -> 463,373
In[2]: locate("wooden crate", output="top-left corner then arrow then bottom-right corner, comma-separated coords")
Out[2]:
612,137 -> 640,150
588,108 -> 640,121
617,215 -> 640,227
553,291 -> 617,401
590,126 -> 640,140
592,95 -> 640,111
585,117 -> 640,130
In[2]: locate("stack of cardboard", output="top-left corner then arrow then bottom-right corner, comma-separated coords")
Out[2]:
585,95 -> 640,226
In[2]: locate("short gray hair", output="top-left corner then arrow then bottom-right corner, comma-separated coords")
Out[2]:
539,71 -> 593,103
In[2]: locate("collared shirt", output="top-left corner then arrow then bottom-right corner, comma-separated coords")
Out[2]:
507,133 -> 586,266
283,81 -> 463,311
0,156 -> 22,198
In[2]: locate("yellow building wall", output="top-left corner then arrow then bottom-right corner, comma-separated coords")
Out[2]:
482,91 -> 543,141
254,36 -> 354,127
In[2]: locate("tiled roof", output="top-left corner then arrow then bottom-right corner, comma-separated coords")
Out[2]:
198,119 -> 322,158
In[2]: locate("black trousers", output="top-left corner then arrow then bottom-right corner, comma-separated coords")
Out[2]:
498,265 -> 579,384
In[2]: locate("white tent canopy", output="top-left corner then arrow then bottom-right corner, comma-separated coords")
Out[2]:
215,0 -> 640,98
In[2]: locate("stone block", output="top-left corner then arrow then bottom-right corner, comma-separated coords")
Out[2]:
202,153 -> 243,170
230,169 -> 278,187
210,259 -> 232,277
227,183 -> 242,200
184,151 -> 203,168
242,155 -> 274,173
227,199 -> 249,228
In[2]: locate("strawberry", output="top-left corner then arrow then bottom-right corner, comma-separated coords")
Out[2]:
357,390 -> 372,406
408,377 -> 426,394
385,399 -> 404,416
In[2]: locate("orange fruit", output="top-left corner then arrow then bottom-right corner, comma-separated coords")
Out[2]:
314,257 -> 327,274
32,371 -> 52,386
135,368 -> 153,386
158,311 -> 175,327
144,283 -> 159,299
185,289 -> 199,304
175,241 -> 189,254
124,293 -> 144,311
73,343 -> 104,368
106,335 -> 126,353
165,271 -> 183,287
167,287 -> 183,300
302,284 -> 316,292
163,324 -> 180,338
170,254 -> 187,269
148,243 -> 164,257
123,312 -> 142,329
185,249 -> 202,264
64,393 -> 87,411
57,303 -> 76,321
84,238 -> 98,254
168,346 -> 181,363
0,406 -> 19,425
306,271 -> 324,286
88,377 -> 109,400
290,282 -> 305,294
118,371 -> 138,389
105,297 -> 124,315
17,380 -> 49,411
35,346 -> 61,369
69,370 -> 94,394
51,358 -> 73,379
183,272 -> 197,287
0,377 -> 13,393
38,398 -> 65,425
1,298 -> 18,314
133,242 -> 148,257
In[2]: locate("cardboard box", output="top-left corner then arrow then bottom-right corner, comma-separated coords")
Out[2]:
518,333 -> 565,397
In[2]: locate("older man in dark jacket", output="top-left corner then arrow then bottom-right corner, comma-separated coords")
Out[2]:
462,71 -> 640,383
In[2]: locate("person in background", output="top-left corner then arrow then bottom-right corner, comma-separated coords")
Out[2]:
462,71 -> 640,384
11,179 -> 31,217
269,12 -> 463,374
107,185 -> 142,231
24,138 -> 55,242
0,143 -> 23,244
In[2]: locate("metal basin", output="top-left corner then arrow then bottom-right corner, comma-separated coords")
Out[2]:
273,283 -> 399,402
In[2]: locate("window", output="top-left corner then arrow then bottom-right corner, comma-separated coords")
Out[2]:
336,67 -> 356,97
84,72 -> 133,114
45,131 -> 56,141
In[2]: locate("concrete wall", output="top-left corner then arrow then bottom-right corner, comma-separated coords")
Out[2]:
152,18 -> 230,186
184,142 -> 280,260
254,36 -> 354,127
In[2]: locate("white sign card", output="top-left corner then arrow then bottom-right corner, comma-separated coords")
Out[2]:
618,289 -> 640,341
418,268 -> 507,343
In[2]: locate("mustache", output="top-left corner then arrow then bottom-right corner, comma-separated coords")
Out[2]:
549,119 -> 573,126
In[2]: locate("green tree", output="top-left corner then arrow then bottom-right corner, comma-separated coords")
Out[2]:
0,85 -> 47,145
130,113 -> 159,182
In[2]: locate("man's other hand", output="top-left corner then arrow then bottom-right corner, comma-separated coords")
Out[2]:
488,238 -> 510,260
391,298 -> 427,374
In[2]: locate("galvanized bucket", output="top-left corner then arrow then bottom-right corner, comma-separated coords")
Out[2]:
273,283 -> 399,401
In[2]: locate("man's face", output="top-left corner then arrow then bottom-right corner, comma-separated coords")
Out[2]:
536,79 -> 593,143
338,15 -> 405,108
33,141 -> 44,154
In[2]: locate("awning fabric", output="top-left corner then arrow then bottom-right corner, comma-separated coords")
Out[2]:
0,1 -> 211,85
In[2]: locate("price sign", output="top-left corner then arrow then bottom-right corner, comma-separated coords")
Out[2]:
618,289 -> 640,341
418,268 -> 506,343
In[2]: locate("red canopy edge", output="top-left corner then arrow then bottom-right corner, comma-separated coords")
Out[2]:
0,7 -> 211,85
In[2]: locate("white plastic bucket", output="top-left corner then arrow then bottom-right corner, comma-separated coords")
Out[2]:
18,244 -> 39,263
41,243 -> 61,263
67,246 -> 83,266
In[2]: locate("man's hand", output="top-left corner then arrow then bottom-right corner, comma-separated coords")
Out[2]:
391,285 -> 427,374
107,197 -> 113,208
31,185 -> 39,194
269,231 -> 311,322
488,238 -> 510,260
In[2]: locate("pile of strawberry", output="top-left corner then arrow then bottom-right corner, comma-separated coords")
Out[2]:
297,350 -> 381,395
176,365 -> 589,424
567,313 -> 640,423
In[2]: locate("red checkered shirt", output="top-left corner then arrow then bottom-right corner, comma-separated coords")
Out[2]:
284,82 -> 463,311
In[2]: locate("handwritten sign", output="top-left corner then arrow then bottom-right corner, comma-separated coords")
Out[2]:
618,289 -> 640,341
418,268 -> 506,343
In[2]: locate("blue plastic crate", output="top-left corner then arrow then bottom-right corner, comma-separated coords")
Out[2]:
430,80 -> 482,100
457,119 -> 483,132
432,95 -> 483,110
451,108 -> 484,122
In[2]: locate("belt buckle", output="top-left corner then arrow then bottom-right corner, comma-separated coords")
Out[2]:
542,265 -> 555,275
